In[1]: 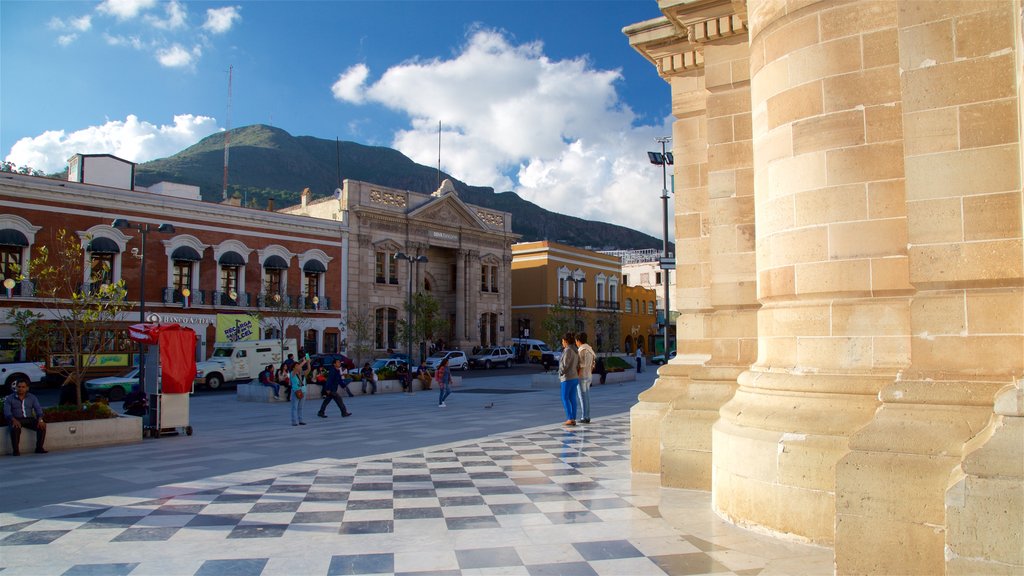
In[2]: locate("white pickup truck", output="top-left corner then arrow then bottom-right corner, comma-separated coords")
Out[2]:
0,361 -> 47,389
195,338 -> 297,389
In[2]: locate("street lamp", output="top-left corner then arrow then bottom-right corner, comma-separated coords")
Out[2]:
3,277 -> 14,298
112,219 -> 175,393
571,277 -> 586,332
648,137 -> 673,360
394,251 -> 428,362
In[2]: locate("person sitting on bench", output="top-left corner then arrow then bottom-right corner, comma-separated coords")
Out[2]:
3,378 -> 47,456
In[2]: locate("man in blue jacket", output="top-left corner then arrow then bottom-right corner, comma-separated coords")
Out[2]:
4,378 -> 47,456
317,358 -> 352,418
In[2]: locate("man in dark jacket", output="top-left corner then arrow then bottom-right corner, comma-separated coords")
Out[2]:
317,359 -> 352,418
4,378 -> 47,455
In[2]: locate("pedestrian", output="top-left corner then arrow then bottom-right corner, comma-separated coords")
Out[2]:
317,358 -> 352,418
360,362 -> 376,394
595,356 -> 607,385
259,363 -> 280,398
397,362 -> 412,394
289,356 -> 311,426
436,357 -> 452,407
276,363 -> 292,400
417,361 -> 432,390
635,347 -> 643,373
575,332 -> 595,424
3,378 -> 47,455
558,332 -> 580,426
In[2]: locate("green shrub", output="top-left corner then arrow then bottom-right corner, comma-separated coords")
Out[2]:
44,402 -> 117,422
604,356 -> 632,371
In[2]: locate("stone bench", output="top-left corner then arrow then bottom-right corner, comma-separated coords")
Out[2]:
236,382 -> 322,402
1,415 -> 142,456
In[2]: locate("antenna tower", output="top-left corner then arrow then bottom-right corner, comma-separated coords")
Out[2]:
222,65 -> 233,201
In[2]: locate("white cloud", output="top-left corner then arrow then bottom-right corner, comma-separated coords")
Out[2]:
49,14 -> 92,44
57,34 -> 78,46
103,33 -> 145,50
203,6 -> 241,34
96,0 -> 157,20
334,28 -> 674,240
144,0 -> 187,30
4,115 -> 220,174
156,43 -> 200,68
331,64 -> 369,104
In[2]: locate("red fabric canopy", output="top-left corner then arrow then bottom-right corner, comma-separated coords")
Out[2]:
128,323 -> 197,394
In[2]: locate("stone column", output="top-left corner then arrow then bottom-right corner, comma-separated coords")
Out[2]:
835,1 -> 1023,572
455,248 -> 465,345
716,0 -> 908,545
467,250 -> 481,347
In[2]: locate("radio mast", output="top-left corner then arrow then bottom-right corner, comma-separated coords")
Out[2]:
222,65 -> 233,201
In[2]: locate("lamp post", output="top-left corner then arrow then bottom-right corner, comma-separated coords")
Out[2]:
3,277 -> 14,298
111,219 -> 175,393
394,252 -> 428,363
648,137 -> 673,359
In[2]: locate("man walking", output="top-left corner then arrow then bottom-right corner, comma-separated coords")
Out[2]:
318,358 -> 352,418
575,333 -> 596,424
4,378 -> 47,456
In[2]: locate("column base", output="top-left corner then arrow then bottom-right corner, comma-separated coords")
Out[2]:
630,355 -> 706,474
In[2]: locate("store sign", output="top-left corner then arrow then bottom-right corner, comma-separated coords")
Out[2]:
217,314 -> 259,342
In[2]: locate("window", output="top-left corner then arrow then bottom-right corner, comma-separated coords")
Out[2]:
304,329 -> 318,353
375,307 -> 397,350
90,253 -> 114,290
221,266 -> 239,302
655,272 -> 662,285
264,268 -> 282,296
622,274 -> 629,286
375,251 -> 398,285
640,272 -> 650,285
481,264 -> 499,293
625,299 -> 632,313
648,301 -> 655,315
0,246 -> 20,283
305,272 -> 320,308
173,260 -> 193,295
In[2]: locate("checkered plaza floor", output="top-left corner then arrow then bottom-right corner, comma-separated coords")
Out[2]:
1,414 -> 832,575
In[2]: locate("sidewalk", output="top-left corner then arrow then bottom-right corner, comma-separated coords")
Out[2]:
0,369 -> 834,575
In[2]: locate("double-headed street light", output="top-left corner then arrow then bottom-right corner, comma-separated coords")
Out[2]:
648,137 -> 673,359
112,219 -> 175,393
394,252 -> 428,363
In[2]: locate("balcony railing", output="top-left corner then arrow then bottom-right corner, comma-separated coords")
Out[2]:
302,296 -> 331,310
163,288 -> 206,305
214,291 -> 251,307
257,293 -> 294,308
4,279 -> 33,297
596,299 -> 620,310
558,296 -> 586,308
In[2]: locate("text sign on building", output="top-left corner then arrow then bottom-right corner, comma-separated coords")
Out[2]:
429,230 -> 459,243
217,314 -> 259,342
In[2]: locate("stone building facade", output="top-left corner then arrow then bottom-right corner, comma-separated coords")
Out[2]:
0,160 -> 347,364
285,179 -> 516,356
625,0 -> 1022,574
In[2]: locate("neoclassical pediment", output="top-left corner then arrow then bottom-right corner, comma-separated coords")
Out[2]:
409,193 -> 491,231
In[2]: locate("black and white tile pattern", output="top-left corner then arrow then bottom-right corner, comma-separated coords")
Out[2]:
0,415 -> 832,575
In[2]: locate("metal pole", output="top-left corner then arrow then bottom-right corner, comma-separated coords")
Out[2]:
657,137 -> 671,358
138,226 -> 147,390
406,259 -> 413,361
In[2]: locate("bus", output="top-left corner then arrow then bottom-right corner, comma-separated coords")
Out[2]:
30,321 -> 138,383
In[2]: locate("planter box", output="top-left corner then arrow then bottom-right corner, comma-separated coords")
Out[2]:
236,382 -> 322,402
1,415 -> 142,456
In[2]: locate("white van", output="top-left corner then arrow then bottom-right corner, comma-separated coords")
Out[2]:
195,338 -> 297,389
511,338 -> 555,363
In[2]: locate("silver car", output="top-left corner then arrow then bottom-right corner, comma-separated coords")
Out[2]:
468,346 -> 515,369
425,350 -> 469,371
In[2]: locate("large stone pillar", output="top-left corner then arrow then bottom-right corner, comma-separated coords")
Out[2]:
716,0 -> 908,544
455,248 -> 465,345
835,1 -> 1023,573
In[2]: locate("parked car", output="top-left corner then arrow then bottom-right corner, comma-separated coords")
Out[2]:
310,353 -> 355,371
468,346 -> 515,369
84,368 -> 140,401
651,350 -> 677,365
349,357 -> 413,378
425,350 -> 469,371
0,360 -> 46,389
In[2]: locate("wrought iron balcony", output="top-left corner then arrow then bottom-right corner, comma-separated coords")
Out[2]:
559,296 -> 586,308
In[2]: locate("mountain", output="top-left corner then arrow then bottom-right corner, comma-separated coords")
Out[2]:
134,124 -> 669,251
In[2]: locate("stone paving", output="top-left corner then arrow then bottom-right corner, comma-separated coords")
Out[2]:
0,370 -> 833,575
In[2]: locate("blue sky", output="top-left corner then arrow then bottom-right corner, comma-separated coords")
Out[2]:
1,1 -> 675,238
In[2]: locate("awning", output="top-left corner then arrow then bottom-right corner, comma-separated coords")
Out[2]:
88,237 -> 120,254
0,229 -> 28,247
218,251 -> 245,266
303,259 -> 327,273
171,246 -> 202,261
263,255 -> 289,269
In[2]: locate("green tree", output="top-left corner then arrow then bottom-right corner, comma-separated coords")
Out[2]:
344,306 -> 375,365
396,291 -> 448,364
541,303 -> 574,349
20,229 -> 132,407
258,284 -> 311,357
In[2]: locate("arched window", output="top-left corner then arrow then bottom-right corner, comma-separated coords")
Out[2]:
624,298 -> 632,313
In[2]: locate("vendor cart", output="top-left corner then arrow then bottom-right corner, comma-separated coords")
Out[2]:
129,323 -> 197,438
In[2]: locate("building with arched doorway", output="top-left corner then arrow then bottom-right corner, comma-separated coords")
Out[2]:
284,179 -> 516,361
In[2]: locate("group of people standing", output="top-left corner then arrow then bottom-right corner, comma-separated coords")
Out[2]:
556,332 -> 596,427
259,354 -> 353,426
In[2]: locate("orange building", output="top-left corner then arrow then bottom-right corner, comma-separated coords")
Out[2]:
511,241 -> 655,354
621,283 -> 659,354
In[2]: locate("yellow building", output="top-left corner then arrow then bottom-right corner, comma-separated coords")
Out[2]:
621,283 -> 659,354
511,241 -> 629,352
